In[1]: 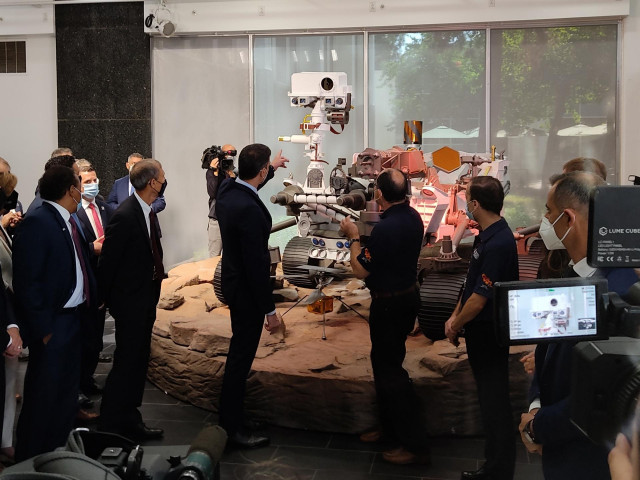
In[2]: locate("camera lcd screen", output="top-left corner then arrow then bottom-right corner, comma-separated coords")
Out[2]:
494,277 -> 608,346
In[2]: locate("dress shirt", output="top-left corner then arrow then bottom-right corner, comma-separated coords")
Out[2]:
43,200 -> 84,307
81,198 -> 103,238
133,191 -> 152,237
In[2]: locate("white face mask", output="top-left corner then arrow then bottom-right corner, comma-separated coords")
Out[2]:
539,211 -> 571,250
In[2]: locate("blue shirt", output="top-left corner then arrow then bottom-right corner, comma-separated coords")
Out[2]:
461,217 -> 519,325
357,202 -> 423,293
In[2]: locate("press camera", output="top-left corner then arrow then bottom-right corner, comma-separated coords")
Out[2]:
494,184 -> 640,446
200,145 -> 237,172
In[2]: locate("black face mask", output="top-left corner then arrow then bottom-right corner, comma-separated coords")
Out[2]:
157,179 -> 168,197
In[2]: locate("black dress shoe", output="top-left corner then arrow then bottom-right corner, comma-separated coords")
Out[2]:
78,393 -> 94,409
228,431 -> 270,449
125,423 -> 164,441
461,465 -> 489,480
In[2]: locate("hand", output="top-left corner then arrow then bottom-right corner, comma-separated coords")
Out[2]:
444,316 -> 460,346
1,211 -> 21,229
4,327 -> 22,358
609,433 -> 634,480
264,312 -> 282,333
339,216 -> 359,239
210,157 -> 219,174
43,333 -> 52,345
93,237 -> 104,255
271,150 -> 289,171
519,412 -> 543,454
520,351 -> 536,374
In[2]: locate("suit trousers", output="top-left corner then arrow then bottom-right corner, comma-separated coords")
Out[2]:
465,321 -> 515,480
100,286 -> 160,429
369,291 -> 429,453
219,300 -> 264,435
208,218 -> 222,257
80,306 -> 107,393
15,310 -> 81,461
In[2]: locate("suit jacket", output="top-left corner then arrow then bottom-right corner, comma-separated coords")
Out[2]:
76,198 -> 114,265
530,267 -> 639,480
98,194 -> 162,316
216,178 -> 275,314
12,202 -> 96,345
107,175 -> 166,214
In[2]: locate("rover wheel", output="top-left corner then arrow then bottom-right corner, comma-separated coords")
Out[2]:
418,271 -> 467,341
282,237 -> 319,289
213,260 -> 227,305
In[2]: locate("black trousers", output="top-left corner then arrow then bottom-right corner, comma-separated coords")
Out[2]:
465,321 -> 515,480
80,306 -> 106,393
369,290 -> 429,453
15,310 -> 82,461
100,287 -> 160,429
219,300 -> 264,435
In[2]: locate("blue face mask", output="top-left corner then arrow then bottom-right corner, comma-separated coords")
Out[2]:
466,200 -> 476,221
82,183 -> 100,199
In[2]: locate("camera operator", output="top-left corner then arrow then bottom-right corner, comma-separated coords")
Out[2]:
204,144 -> 289,257
205,144 -> 237,257
520,171 -> 639,480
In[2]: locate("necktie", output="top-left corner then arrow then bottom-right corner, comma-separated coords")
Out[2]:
88,203 -> 104,238
69,216 -> 91,306
149,210 -> 164,281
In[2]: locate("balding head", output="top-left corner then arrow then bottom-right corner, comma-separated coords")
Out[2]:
549,171 -> 605,217
376,168 -> 407,203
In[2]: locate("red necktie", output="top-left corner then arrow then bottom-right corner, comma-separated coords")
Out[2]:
69,216 -> 91,306
88,203 -> 104,238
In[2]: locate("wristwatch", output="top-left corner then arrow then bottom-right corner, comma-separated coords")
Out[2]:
349,238 -> 360,245
524,419 -> 537,443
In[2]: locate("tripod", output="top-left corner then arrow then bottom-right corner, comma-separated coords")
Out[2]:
281,267 -> 367,340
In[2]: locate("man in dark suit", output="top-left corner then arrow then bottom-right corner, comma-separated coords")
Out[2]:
98,159 -> 167,441
520,172 -> 639,480
13,165 -> 95,461
77,164 -> 114,397
25,153 -> 80,216
216,143 -> 287,449
106,153 -> 166,214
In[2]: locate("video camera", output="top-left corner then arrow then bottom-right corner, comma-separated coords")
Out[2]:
201,145 -> 237,172
494,183 -> 640,446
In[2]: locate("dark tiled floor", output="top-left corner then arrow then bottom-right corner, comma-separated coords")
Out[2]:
14,318 -> 544,480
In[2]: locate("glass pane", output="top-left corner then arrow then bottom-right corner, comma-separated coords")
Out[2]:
491,25 -> 618,228
152,36 -> 250,264
369,31 -> 486,153
254,34 -> 364,248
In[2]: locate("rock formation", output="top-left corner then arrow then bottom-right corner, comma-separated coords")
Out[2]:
148,256 -> 534,435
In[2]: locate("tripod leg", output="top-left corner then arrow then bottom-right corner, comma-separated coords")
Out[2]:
322,301 -> 327,340
335,297 -> 368,322
281,295 -> 308,317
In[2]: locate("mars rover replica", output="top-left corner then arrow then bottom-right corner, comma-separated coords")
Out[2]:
217,71 -> 545,340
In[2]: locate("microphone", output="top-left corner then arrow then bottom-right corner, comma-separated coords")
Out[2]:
164,425 -> 227,480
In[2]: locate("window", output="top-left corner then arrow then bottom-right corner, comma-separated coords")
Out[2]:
0,41 -> 26,73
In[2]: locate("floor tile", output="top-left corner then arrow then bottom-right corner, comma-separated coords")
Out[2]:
220,462 -> 315,480
268,425 -> 333,448
139,403 -> 211,422
271,445 -> 376,472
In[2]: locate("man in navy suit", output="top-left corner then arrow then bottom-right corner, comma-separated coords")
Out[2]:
106,153 -> 166,214
13,165 -> 96,461
98,159 -> 167,441
520,172 -> 639,480
76,164 -> 114,397
216,144 -> 288,449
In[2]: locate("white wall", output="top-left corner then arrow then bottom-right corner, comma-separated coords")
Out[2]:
621,0 -> 640,184
144,0 -> 629,34
0,34 -> 57,209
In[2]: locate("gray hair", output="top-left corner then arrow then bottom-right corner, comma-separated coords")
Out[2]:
128,152 -> 144,162
75,158 -> 93,171
550,171 -> 605,213
51,147 -> 73,158
130,159 -> 162,191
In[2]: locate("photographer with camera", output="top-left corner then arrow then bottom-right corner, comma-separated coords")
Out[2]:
203,144 -> 289,257
519,171 -> 639,480
203,144 -> 237,257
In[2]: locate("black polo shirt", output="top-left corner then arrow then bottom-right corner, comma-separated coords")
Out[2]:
461,217 -> 519,325
357,202 -> 423,293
